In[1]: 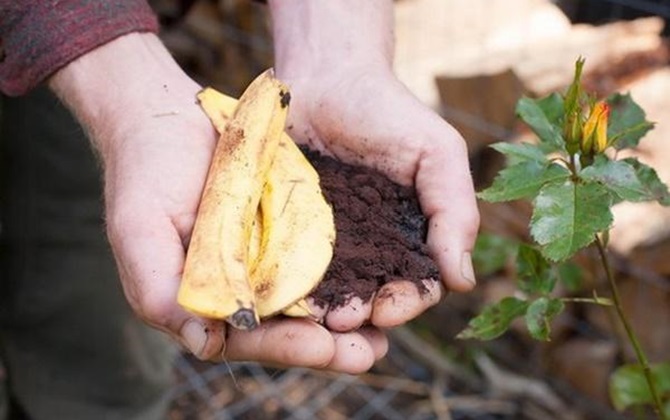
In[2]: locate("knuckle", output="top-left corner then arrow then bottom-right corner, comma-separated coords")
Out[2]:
136,292 -> 173,326
105,205 -> 140,248
465,210 -> 481,236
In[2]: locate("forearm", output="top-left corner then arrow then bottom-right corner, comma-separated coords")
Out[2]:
267,0 -> 395,78
48,32 -> 201,158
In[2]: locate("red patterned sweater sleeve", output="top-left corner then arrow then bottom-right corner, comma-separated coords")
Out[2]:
0,1 -> 159,96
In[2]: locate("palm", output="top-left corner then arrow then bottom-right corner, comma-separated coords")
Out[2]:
280,69 -> 479,331
102,87 -> 387,371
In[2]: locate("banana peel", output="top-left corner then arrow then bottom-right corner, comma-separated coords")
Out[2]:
252,135 -> 334,318
178,74 -> 334,329
281,299 -> 314,318
178,70 -> 289,330
249,208 -> 317,319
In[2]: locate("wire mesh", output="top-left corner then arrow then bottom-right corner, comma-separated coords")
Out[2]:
169,337 -> 519,420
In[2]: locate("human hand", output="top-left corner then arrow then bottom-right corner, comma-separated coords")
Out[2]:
48,32 -> 387,373
269,0 -> 480,332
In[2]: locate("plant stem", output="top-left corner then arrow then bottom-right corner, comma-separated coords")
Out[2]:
567,154 -> 577,178
594,236 -> 666,419
561,297 -> 612,306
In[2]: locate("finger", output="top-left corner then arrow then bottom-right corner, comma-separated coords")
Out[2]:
223,318 -> 336,368
179,318 -> 227,360
326,331 -> 377,374
357,326 -> 389,360
306,297 -> 329,322
371,279 -> 441,328
324,296 -> 373,332
107,209 -> 223,358
416,127 -> 480,292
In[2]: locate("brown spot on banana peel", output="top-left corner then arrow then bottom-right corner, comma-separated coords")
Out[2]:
254,279 -> 272,298
280,180 -> 300,217
280,90 -> 291,108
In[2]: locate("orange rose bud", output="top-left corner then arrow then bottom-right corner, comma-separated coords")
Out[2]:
582,101 -> 610,154
594,102 -> 609,152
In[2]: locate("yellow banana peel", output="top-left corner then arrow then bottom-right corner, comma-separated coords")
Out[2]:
178,75 -> 334,328
178,70 -> 290,330
251,135 -> 334,317
281,299 -> 316,319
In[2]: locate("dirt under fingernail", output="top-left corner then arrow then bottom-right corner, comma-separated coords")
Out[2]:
303,149 -> 439,310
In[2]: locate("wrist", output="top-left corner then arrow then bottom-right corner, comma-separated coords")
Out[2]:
49,32 -> 201,153
267,0 -> 394,81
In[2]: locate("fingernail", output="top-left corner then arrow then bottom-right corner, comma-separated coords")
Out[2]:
180,320 -> 207,356
461,252 -> 476,286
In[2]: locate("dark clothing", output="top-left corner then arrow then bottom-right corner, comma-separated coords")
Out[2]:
0,2 -> 172,417
0,88 -> 176,419
0,1 -> 159,96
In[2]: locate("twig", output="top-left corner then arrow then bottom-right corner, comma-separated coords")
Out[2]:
355,372 -> 429,396
312,370 -> 430,396
412,395 -> 517,417
475,353 -> 568,416
561,296 -> 613,306
389,326 -> 482,389
429,375 -> 452,420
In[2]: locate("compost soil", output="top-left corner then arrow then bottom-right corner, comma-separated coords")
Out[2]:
303,149 -> 439,309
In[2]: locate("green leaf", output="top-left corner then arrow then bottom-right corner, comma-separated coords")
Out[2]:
537,92 -> 565,125
609,362 -> 670,411
524,297 -> 564,341
457,297 -> 529,341
490,142 -> 547,165
478,162 -> 570,203
473,233 -> 518,276
622,158 -> 670,206
580,156 -> 652,203
516,244 -> 555,295
530,180 -> 613,261
607,93 -> 654,150
516,96 -> 565,149
556,262 -> 583,292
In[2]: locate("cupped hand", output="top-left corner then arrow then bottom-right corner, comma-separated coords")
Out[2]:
277,66 -> 480,332
49,33 -> 387,373
103,86 -> 387,372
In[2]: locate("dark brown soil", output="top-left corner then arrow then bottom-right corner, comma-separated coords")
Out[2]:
303,150 -> 439,309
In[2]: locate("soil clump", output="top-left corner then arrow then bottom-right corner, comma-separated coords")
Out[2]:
304,150 -> 439,309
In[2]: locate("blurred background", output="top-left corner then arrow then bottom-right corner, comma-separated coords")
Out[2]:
152,0 -> 670,418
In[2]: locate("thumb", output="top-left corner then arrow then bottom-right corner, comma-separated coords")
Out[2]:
107,210 -> 226,359
416,126 -> 479,292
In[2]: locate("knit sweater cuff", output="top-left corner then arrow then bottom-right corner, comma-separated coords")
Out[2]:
0,1 -> 159,96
